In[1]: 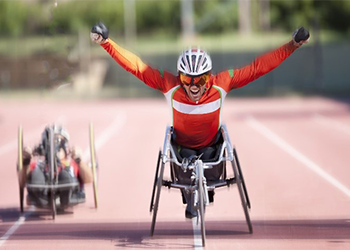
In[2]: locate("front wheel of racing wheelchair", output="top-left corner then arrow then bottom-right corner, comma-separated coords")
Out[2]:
149,125 -> 252,247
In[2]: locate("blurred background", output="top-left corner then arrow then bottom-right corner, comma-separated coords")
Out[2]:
0,0 -> 349,99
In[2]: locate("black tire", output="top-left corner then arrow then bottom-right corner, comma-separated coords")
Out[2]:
198,167 -> 206,247
48,127 -> 56,220
51,190 -> 56,220
233,148 -> 251,209
150,150 -> 161,212
150,161 -> 165,236
89,123 -> 99,209
231,159 -> 253,233
20,187 -> 24,214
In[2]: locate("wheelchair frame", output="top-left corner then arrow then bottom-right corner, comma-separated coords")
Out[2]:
149,124 -> 252,246
17,123 -> 99,219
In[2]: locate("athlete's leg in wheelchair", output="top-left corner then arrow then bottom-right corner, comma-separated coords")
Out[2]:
27,166 -> 78,207
27,167 -> 48,206
173,145 -> 224,218
58,168 -> 74,207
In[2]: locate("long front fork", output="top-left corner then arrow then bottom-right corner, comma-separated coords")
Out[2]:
193,162 -> 210,209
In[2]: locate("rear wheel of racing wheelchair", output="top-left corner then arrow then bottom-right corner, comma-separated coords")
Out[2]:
231,146 -> 252,233
17,126 -> 24,213
150,150 -> 164,236
89,123 -> 99,209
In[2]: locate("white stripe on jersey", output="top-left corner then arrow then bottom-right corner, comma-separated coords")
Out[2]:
173,99 -> 221,114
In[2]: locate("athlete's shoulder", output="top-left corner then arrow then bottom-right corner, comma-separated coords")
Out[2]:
161,70 -> 181,93
210,71 -> 233,92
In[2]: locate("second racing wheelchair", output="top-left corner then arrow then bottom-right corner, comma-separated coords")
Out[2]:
150,124 -> 252,246
17,123 -> 99,219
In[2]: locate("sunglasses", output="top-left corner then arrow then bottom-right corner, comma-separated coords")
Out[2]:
179,72 -> 210,86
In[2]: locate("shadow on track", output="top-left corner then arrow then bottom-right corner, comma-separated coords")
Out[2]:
2,219 -> 349,248
0,207 -> 74,223
0,208 -> 23,223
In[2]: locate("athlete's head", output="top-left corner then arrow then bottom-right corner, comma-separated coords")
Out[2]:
53,124 -> 70,159
177,47 -> 212,102
39,124 -> 70,159
53,125 -> 70,142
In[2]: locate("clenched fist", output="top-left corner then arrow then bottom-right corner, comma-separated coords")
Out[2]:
90,22 -> 109,44
292,27 -> 310,47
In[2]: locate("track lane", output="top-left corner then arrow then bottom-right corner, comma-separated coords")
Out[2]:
1,97 -> 350,249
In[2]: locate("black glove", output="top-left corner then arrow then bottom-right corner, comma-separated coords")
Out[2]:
90,22 -> 109,44
293,27 -> 310,46
22,147 -> 32,165
33,144 -> 44,156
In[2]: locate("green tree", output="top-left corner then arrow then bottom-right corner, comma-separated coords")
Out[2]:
0,1 -> 28,36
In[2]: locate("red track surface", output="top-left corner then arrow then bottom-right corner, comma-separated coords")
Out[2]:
1,97 -> 350,249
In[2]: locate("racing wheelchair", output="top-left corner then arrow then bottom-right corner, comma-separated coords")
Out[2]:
149,125 -> 252,246
17,123 -> 99,219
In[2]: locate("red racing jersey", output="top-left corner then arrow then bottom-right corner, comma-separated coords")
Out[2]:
101,39 -> 298,149
30,159 -> 79,177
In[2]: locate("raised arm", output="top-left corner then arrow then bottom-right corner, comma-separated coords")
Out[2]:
229,27 -> 310,90
90,22 -> 174,92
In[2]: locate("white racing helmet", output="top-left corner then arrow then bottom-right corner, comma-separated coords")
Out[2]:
53,124 -> 70,156
53,124 -> 70,141
177,47 -> 212,76
39,124 -> 70,156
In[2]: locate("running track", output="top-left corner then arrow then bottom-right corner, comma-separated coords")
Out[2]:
1,97 -> 349,249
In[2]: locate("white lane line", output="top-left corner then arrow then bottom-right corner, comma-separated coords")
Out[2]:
246,115 -> 350,198
313,113 -> 350,136
192,218 -> 204,249
0,217 -> 25,247
82,112 -> 127,161
0,208 -> 34,248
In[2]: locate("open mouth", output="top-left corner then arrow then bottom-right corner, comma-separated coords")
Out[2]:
190,89 -> 200,95
186,85 -> 203,101
190,89 -> 201,99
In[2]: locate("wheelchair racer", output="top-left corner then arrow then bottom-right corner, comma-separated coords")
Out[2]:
18,125 -> 92,208
90,22 -> 310,218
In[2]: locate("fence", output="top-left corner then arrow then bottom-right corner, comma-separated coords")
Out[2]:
104,42 -> 350,98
